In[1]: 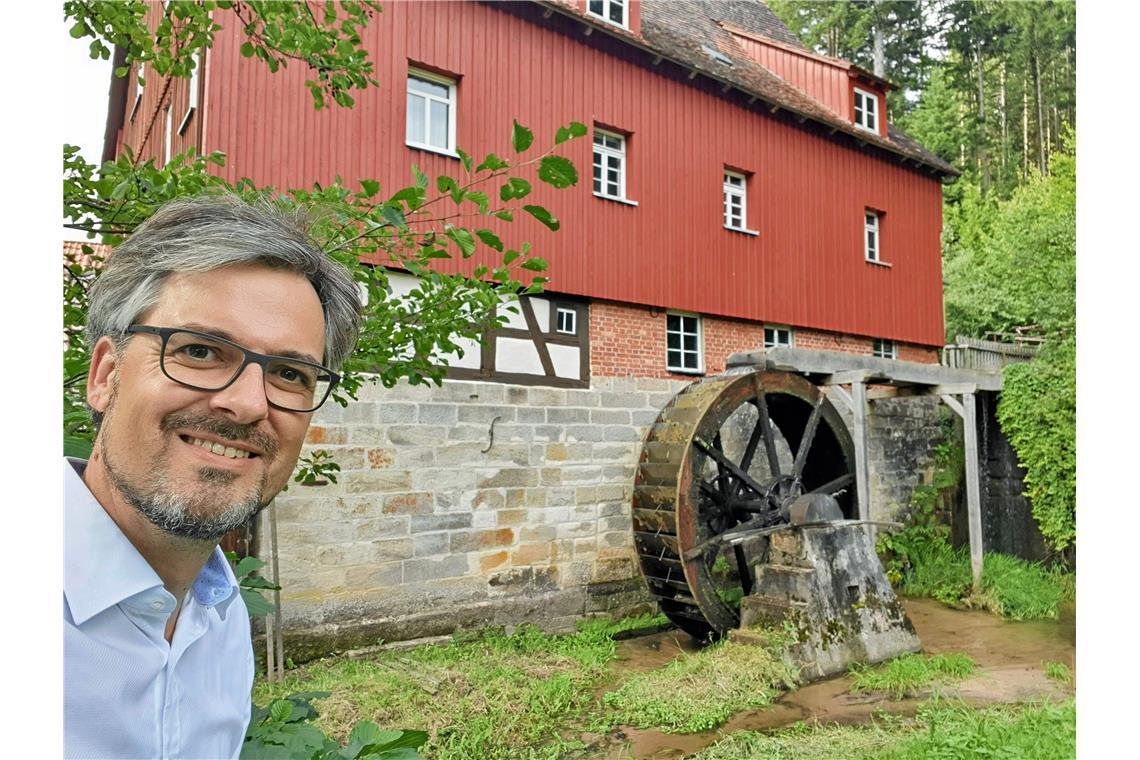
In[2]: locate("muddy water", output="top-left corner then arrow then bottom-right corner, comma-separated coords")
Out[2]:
590,597 -> 1075,759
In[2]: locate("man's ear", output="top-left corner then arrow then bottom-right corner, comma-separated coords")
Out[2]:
86,336 -> 120,413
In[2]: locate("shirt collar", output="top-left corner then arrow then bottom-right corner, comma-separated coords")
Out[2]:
64,458 -> 240,625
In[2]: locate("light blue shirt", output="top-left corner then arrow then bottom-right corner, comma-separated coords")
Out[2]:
64,458 -> 254,759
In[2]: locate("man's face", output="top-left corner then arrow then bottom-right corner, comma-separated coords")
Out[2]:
86,262 -> 327,541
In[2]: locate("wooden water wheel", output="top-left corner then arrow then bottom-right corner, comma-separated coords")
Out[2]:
632,370 -> 856,641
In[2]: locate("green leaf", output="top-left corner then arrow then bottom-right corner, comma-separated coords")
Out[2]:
269,700 -> 294,723
240,41 -> 255,58
446,228 -> 476,258
555,121 -> 589,144
522,204 -> 560,231
493,210 -> 514,222
64,436 -> 93,459
511,119 -> 534,153
499,177 -> 531,202
359,179 -> 380,198
389,186 -> 424,207
456,147 -> 473,173
538,155 -> 578,188
240,575 -> 281,590
412,164 -> 429,190
475,229 -> 503,252
437,175 -> 457,194
521,257 -> 550,272
240,587 -> 277,617
235,556 -> 267,577
465,190 -> 489,214
380,204 -> 407,228
503,249 -> 521,266
69,21 -> 87,39
475,153 -> 509,172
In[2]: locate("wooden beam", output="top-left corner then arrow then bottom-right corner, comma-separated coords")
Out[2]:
582,24 -> 593,36
962,393 -> 984,593
652,54 -> 663,65
940,394 -> 965,418
851,381 -> 871,524
543,7 -> 553,18
932,382 -> 977,395
828,384 -> 852,412
822,369 -> 875,385
748,94 -> 758,104
519,297 -> 556,378
687,69 -> 699,79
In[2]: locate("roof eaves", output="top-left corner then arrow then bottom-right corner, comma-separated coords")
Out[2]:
532,1 -> 957,178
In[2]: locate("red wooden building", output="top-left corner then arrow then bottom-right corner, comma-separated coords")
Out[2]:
106,0 -> 956,386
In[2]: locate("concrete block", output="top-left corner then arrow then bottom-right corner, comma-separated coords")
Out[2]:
548,407 -> 590,424
345,471 -> 413,495
565,425 -> 604,442
343,562 -> 403,590
412,532 -> 449,557
600,391 -> 647,408
353,517 -> 412,540
457,405 -> 518,423
347,426 -> 388,445
447,424 -> 489,442
342,403 -> 379,424
450,528 -> 516,553
533,425 -> 564,442
403,555 -> 470,583
590,409 -> 631,425
477,468 -> 539,489
603,426 -> 643,442
411,513 -> 472,532
555,521 -> 596,539
547,487 -> 577,507
564,389 -> 600,407
528,387 -> 567,406
517,407 -> 546,424
387,425 -> 448,446
418,404 -> 458,426
382,492 -> 434,515
562,466 -> 604,483
376,403 -> 418,424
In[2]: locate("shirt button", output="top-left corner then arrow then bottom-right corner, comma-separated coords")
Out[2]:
151,600 -> 165,610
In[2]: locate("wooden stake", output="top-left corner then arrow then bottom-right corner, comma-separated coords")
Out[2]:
962,393 -> 984,593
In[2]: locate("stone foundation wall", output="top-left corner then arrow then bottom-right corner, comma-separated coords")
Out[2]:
268,374 -> 948,657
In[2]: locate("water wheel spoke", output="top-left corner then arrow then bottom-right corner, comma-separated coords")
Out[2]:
734,544 -> 753,596
792,395 -> 826,479
693,436 -> 767,499
751,380 -> 782,478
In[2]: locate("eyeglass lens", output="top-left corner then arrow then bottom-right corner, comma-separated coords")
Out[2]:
161,330 -> 330,412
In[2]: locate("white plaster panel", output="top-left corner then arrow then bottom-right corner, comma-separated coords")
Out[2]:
549,344 -> 581,380
498,337 -> 545,375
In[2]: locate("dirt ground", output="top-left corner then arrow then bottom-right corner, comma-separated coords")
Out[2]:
594,596 -> 1076,759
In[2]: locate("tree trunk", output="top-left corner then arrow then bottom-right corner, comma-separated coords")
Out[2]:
1033,49 -> 1046,174
999,61 -> 1007,176
872,0 -> 885,78
975,44 -> 990,194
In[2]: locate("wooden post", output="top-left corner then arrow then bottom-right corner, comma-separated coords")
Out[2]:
268,498 -> 285,682
851,381 -> 871,524
962,393 -> 984,593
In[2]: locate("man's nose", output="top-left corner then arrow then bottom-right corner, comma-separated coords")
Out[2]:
208,362 -> 270,423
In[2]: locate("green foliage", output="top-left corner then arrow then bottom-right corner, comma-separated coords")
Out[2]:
997,337 -> 1076,551
848,653 -> 975,700
692,699 -> 1076,760
601,633 -> 798,734
225,551 -> 281,618
294,450 -> 342,486
243,690 -> 427,759
64,0 -> 383,111
1043,661 -> 1072,686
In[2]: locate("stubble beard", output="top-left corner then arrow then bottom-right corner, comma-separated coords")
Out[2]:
99,393 -> 283,542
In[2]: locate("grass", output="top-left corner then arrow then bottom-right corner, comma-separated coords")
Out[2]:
882,526 -> 1074,620
1044,660 -> 1073,685
601,631 -> 798,733
254,618 -> 637,760
847,653 -> 975,699
691,699 -> 1076,760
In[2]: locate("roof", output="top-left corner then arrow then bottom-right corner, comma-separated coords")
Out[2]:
539,0 -> 958,179
63,241 -> 111,268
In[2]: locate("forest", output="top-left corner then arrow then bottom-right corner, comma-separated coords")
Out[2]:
770,0 -> 1077,553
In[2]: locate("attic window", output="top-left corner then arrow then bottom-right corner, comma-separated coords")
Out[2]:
853,87 -> 879,133
587,0 -> 627,29
701,45 -> 734,66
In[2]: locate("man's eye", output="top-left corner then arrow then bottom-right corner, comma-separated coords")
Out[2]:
274,365 -> 313,388
182,344 -> 217,361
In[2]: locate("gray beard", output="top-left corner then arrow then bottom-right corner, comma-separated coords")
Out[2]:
99,408 -> 279,542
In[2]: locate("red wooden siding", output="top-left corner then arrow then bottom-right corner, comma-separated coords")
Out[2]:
148,1 -> 943,347
729,34 -> 851,120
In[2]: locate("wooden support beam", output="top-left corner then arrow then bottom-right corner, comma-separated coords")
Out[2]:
748,94 -> 758,104
543,7 -> 554,18
582,24 -> 593,36
822,369 -> 876,385
687,69 -> 699,79
932,382 -> 978,395
652,54 -> 663,65
851,381 -> 871,524
962,393 -> 984,593
940,394 -> 965,418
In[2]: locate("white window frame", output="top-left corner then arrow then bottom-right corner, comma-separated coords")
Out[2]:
130,61 -> 145,121
163,104 -> 174,166
864,210 -> 881,263
666,312 -> 703,374
555,306 -> 577,335
587,0 -> 628,29
723,170 -> 758,235
764,326 -> 794,349
406,68 -> 458,157
593,128 -> 635,204
853,87 -> 879,133
872,339 -> 897,359
178,51 -> 201,135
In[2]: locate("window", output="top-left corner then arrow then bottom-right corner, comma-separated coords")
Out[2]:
163,105 -> 173,166
864,210 -> 881,262
853,87 -> 878,133
872,339 -> 897,359
723,171 -> 747,231
666,313 -> 702,373
406,69 -> 456,155
593,129 -> 628,201
179,51 -> 201,135
587,0 -> 627,28
764,327 -> 794,349
130,62 -> 145,121
556,306 -> 577,335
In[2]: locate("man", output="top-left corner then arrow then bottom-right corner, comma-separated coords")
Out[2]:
64,195 -> 362,758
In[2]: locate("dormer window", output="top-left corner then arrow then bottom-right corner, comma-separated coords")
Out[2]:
853,87 -> 879,133
588,0 -> 627,29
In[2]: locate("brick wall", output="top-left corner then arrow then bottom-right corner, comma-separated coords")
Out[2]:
590,299 -> 939,379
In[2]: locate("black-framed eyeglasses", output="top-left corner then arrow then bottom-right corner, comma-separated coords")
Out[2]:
125,325 -> 339,413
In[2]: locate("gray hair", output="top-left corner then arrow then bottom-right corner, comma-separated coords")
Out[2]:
86,194 -> 362,371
